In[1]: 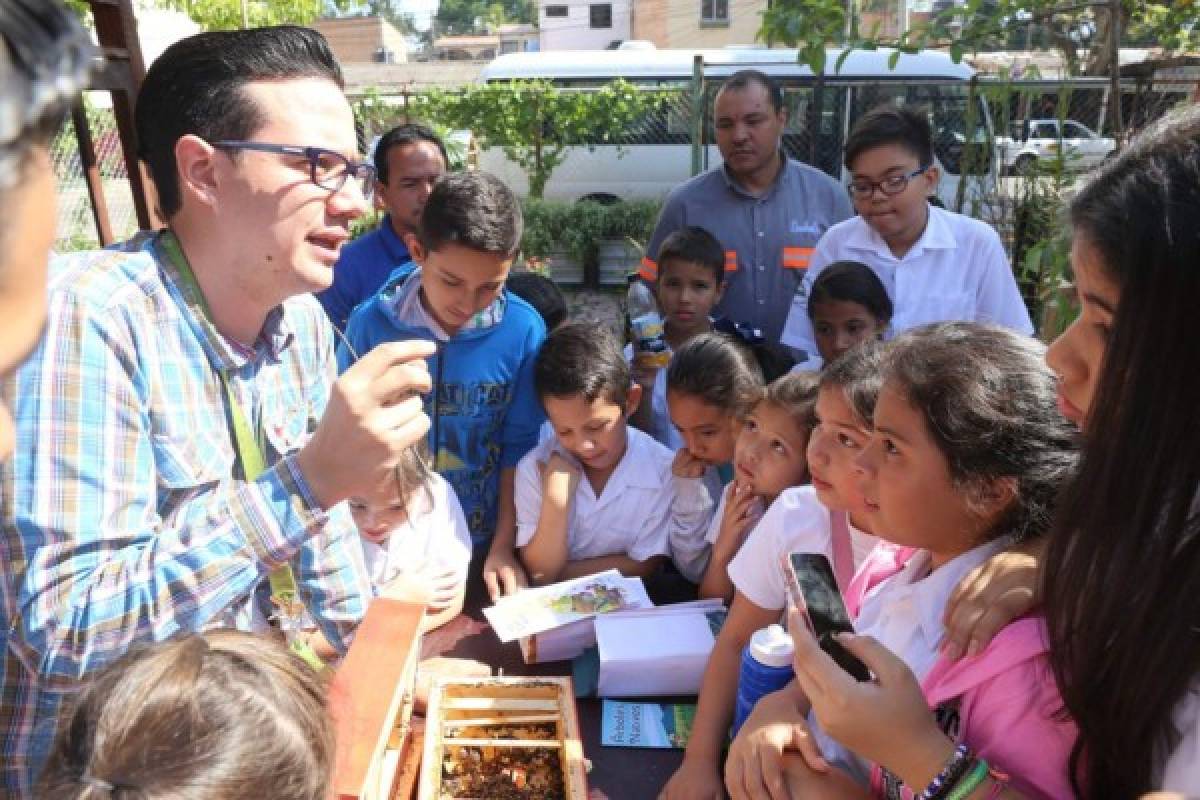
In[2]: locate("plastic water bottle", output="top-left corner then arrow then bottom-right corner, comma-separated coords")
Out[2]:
732,624 -> 795,737
626,278 -> 670,368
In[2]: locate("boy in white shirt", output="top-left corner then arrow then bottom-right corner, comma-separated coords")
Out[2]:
781,104 -> 1033,369
516,323 -> 713,585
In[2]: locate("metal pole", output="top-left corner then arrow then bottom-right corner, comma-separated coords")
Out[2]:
690,54 -> 704,176
1108,0 -> 1123,144
240,0 -> 250,29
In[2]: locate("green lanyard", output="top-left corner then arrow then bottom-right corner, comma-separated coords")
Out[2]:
159,232 -> 323,669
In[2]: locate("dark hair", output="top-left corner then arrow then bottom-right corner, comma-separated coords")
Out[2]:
535,322 -> 629,408
135,25 -> 343,218
716,69 -> 783,114
667,332 -> 764,419
1043,104 -> 1200,797
762,370 -> 820,433
656,226 -> 725,287
819,340 -> 885,426
0,0 -> 92,191
418,171 -> 522,257
844,104 -> 933,171
39,631 -> 332,799
807,261 -> 893,325
506,272 -> 567,331
881,323 -> 1077,544
374,122 -> 448,184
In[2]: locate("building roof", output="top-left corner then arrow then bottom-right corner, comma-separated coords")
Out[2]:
433,34 -> 501,48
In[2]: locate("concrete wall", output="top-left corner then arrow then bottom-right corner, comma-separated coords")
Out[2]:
312,17 -> 408,64
633,0 -> 767,49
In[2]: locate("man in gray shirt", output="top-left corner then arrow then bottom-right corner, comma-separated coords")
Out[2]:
641,70 -> 852,358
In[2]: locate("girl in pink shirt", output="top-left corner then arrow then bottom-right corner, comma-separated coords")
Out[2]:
727,323 -> 1079,800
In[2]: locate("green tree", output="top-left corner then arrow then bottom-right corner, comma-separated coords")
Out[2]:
434,0 -> 533,34
761,0 -> 1199,78
408,80 -> 666,198
365,0 -> 418,34
149,0 -> 355,30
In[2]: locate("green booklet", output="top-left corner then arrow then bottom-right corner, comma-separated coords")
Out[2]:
601,700 -> 696,749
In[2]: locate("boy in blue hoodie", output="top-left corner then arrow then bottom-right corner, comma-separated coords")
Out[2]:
339,172 -> 546,601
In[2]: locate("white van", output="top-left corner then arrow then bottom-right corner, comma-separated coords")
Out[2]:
477,46 -> 997,209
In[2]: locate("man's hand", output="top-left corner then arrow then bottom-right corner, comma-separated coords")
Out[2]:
483,544 -> 528,602
296,340 -> 435,509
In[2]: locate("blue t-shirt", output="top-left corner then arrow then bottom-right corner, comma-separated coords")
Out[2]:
339,263 -> 547,546
318,215 -> 410,332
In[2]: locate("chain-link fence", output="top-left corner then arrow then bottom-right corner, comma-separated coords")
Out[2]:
351,76 -> 1194,323
51,92 -> 140,253
55,76 -> 1196,328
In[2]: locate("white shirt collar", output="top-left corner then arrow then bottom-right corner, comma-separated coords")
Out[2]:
843,204 -> 958,262
879,537 -> 1009,647
552,426 -> 663,504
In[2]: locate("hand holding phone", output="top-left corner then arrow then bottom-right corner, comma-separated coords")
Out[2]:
783,552 -> 871,682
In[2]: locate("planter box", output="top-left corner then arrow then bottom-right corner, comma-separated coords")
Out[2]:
598,239 -> 640,286
547,248 -> 584,286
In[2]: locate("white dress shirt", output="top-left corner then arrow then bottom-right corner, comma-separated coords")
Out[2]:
809,539 -> 1008,782
515,426 -> 712,564
1160,683 -> 1200,791
727,486 -> 878,612
781,206 -> 1034,369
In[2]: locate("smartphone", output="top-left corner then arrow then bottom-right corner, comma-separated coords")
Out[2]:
784,552 -> 871,682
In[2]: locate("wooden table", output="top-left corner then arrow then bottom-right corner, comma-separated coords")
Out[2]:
417,570 -> 699,800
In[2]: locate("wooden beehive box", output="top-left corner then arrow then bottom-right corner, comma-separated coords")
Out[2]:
417,676 -> 588,800
329,598 -> 425,800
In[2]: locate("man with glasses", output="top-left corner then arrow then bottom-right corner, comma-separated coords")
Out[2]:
780,104 -> 1032,370
641,69 -> 852,363
0,26 -> 433,791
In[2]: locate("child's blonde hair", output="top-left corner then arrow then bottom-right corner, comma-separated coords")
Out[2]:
39,631 -> 332,799
393,438 -> 434,511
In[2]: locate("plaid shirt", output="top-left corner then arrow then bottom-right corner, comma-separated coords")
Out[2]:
0,231 -> 370,795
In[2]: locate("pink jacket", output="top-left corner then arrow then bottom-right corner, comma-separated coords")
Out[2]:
847,544 -> 1078,800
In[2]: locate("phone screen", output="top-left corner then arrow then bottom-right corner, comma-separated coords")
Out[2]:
785,552 -> 871,682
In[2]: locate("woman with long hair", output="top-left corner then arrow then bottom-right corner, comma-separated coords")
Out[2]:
1041,104 -> 1200,796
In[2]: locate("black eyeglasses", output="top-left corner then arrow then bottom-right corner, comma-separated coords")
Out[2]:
847,165 -> 929,200
212,140 -> 376,201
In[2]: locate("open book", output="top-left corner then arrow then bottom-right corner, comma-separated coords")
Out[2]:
482,570 -> 653,643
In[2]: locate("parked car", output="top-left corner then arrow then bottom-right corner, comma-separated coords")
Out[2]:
997,118 -> 1116,174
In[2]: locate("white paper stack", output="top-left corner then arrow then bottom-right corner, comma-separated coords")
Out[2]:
594,599 -> 725,697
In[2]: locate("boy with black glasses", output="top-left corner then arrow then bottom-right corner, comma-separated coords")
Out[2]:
781,105 -> 1032,370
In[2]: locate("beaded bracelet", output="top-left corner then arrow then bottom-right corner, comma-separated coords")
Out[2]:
946,758 -> 991,800
917,743 -> 974,800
